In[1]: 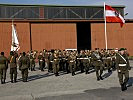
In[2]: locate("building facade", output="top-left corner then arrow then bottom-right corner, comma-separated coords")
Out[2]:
0,4 -> 133,55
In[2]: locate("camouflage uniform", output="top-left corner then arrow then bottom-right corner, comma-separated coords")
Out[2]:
8,51 -> 18,83
53,53 -> 60,76
0,53 -> 8,84
68,53 -> 76,76
19,52 -> 30,82
116,50 -> 130,91
91,51 -> 104,81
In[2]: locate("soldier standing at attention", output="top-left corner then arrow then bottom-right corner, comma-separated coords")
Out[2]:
8,51 -> 18,83
19,52 -> 30,82
0,52 -> 8,84
91,48 -> 104,81
68,51 -> 76,76
104,50 -> 112,73
38,52 -> 45,71
53,51 -> 60,76
116,48 -> 131,91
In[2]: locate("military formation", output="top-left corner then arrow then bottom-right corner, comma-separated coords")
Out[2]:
0,48 -> 131,91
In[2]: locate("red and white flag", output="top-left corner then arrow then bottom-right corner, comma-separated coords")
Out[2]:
105,5 -> 125,27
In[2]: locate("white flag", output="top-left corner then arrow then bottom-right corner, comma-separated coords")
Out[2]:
11,24 -> 20,51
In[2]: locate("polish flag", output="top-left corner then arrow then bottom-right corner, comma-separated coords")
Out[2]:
105,5 -> 125,27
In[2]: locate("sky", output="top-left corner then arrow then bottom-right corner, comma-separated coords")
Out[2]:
0,0 -> 132,18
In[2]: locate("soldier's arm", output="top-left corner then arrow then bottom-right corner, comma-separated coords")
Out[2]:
126,56 -> 131,70
6,57 -> 8,69
27,57 -> 30,68
18,58 -> 22,70
116,54 -> 119,71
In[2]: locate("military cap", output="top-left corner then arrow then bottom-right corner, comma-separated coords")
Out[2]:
1,52 -> 4,55
119,48 -> 125,51
23,52 -> 26,56
95,48 -> 99,50
10,51 -> 14,55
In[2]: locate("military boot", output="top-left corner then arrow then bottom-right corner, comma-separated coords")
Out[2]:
99,76 -> 103,80
121,84 -> 125,91
1,79 -> 3,84
123,82 -> 127,91
11,79 -> 13,83
97,77 -> 100,81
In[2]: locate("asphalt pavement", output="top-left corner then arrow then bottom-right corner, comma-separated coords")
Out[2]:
0,61 -> 133,100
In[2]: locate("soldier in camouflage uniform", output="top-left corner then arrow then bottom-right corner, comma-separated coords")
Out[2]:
8,51 -> 18,83
91,48 -> 104,81
68,52 -> 76,76
38,52 -> 45,71
83,50 -> 90,74
53,51 -> 60,76
29,51 -> 36,71
116,48 -> 131,91
19,52 -> 30,82
0,52 -> 8,84
104,50 -> 112,73
49,51 -> 54,72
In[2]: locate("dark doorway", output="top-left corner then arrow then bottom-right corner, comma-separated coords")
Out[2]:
76,22 -> 91,51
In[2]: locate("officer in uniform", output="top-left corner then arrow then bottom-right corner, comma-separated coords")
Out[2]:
116,48 -> 131,91
38,52 -> 45,71
29,51 -> 35,71
8,51 -> 18,83
19,52 -> 30,82
91,48 -> 104,81
53,51 -> 60,76
68,52 -> 76,76
0,52 -> 8,84
49,50 -> 54,72
83,51 -> 90,74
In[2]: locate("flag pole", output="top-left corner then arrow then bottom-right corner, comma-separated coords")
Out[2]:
12,20 -> 14,51
104,2 -> 108,51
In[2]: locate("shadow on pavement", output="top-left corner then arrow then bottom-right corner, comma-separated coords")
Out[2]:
127,77 -> 133,87
102,71 -> 112,79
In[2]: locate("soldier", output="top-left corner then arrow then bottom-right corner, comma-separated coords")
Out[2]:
0,52 -> 8,84
79,50 -> 85,73
29,51 -> 34,71
116,48 -> 131,91
104,50 -> 112,73
53,51 -> 60,76
38,52 -> 45,71
8,51 -> 18,83
83,50 -> 91,74
68,51 -> 76,76
91,48 -> 104,81
49,51 -> 54,72
19,52 -> 30,82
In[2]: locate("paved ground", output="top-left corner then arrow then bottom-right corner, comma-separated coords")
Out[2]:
0,61 -> 133,100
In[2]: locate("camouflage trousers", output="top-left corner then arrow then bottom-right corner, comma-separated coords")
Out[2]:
0,68 -> 6,80
118,71 -> 129,85
10,67 -> 17,81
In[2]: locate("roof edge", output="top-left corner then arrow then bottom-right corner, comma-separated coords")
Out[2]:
0,3 -> 125,8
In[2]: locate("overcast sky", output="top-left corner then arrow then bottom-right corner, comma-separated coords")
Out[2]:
0,0 -> 132,18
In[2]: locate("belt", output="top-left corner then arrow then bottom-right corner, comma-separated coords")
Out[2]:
119,64 -> 127,66
70,61 -> 74,62
50,61 -> 53,62
107,57 -> 111,59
